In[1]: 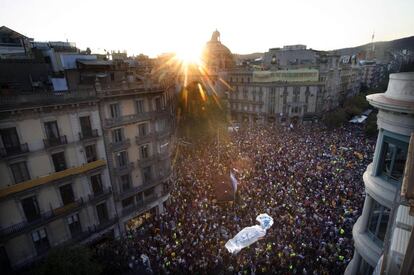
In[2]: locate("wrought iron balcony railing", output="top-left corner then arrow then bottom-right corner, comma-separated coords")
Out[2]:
0,143 -> 29,158
79,129 -> 99,140
43,135 -> 67,149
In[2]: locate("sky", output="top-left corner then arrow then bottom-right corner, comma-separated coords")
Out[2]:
1,0 -> 413,57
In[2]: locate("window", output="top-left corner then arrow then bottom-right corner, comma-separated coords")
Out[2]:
31,228 -> 50,255
96,203 -> 109,224
378,136 -> 408,183
59,184 -> 75,205
21,196 -> 40,222
136,99 -> 145,114
0,127 -> 20,153
243,90 -> 248,100
67,214 -> 81,237
120,174 -> 131,191
122,197 -> 133,209
91,174 -> 103,194
156,119 -> 166,132
85,144 -> 97,163
112,128 -> 123,143
367,199 -> 390,246
44,121 -> 60,140
10,161 -> 30,183
140,144 -> 149,159
138,123 -> 149,137
155,97 -> 162,111
142,166 -> 152,184
79,116 -> 92,137
52,151 -> 67,172
144,187 -> 155,200
116,151 -> 128,167
109,103 -> 120,118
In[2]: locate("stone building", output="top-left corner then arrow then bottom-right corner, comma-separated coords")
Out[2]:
0,26 -> 176,271
345,72 -> 414,274
222,68 -> 325,124
202,29 -> 235,72
0,91 -> 117,270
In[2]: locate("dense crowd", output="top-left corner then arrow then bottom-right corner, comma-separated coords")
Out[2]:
96,123 -> 376,274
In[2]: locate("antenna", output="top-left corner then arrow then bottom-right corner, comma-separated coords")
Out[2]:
371,31 -> 375,52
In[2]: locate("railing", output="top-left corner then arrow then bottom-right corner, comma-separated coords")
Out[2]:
0,143 -> 29,158
109,138 -> 130,151
121,191 -> 170,216
117,172 -> 172,201
0,90 -> 97,110
88,187 -> 112,202
104,111 -> 170,128
113,162 -> 135,175
0,159 -> 106,199
0,198 -> 84,239
43,135 -> 67,148
135,133 -> 154,145
229,98 -> 264,105
79,129 -> 99,140
97,82 -> 164,97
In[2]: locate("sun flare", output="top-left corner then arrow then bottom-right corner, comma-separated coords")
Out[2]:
174,47 -> 202,65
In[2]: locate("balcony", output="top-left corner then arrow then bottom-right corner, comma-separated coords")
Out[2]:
229,98 -> 264,105
104,111 -> 170,128
79,129 -> 99,141
0,90 -> 97,111
97,82 -> 164,98
88,187 -> 112,203
121,190 -> 170,217
156,129 -> 171,140
117,172 -> 172,201
0,159 -> 107,199
0,199 -> 84,240
113,162 -> 135,175
43,135 -> 67,149
0,143 -> 29,159
135,134 -> 155,145
109,138 -> 130,152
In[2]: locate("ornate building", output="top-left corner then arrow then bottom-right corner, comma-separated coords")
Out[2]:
202,29 -> 235,72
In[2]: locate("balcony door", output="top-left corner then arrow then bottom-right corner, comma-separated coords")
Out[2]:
21,196 -> 40,222
96,203 -> 109,224
79,116 -> 92,137
59,184 -> 75,205
0,127 -> 20,152
44,121 -> 60,140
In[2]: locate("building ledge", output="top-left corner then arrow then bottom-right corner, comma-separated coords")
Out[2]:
0,159 -> 106,199
352,216 -> 382,267
364,163 -> 397,209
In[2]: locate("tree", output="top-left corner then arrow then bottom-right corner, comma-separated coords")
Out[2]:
324,109 -> 347,129
33,246 -> 102,275
365,113 -> 378,137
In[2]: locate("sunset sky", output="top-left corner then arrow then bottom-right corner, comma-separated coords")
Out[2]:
1,0 -> 413,57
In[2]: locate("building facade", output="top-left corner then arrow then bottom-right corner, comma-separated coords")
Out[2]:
0,92 -> 117,270
345,72 -> 414,274
0,26 -> 176,271
222,69 -> 325,124
96,78 -> 174,234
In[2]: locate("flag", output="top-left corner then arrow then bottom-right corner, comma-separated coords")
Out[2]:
230,171 -> 238,193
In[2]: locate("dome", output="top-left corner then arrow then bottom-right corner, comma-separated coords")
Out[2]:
202,30 -> 235,71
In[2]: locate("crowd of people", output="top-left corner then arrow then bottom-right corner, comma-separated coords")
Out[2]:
96,122 -> 376,274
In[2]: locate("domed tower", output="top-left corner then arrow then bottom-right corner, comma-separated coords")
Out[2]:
345,72 -> 414,274
202,29 -> 235,72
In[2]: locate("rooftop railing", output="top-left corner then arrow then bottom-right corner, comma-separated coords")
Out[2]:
0,90 -> 97,111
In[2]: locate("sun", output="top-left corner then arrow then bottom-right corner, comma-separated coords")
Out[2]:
174,46 -> 202,65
